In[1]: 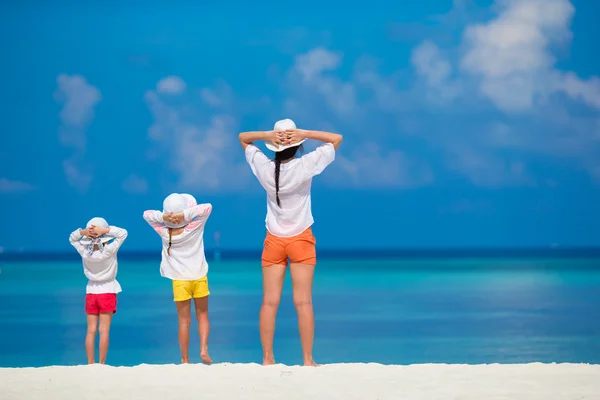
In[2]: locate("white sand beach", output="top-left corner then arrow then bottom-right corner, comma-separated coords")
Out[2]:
2,362 -> 599,400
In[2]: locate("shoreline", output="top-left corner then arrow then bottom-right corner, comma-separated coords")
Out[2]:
2,362 -> 599,399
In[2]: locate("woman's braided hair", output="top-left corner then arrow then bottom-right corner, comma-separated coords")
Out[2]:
274,145 -> 302,207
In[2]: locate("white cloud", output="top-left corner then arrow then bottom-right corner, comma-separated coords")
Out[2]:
200,80 -> 233,107
144,1 -> 598,191
147,71 -> 425,191
295,47 -> 341,81
555,72 -> 600,109
451,0 -> 600,182
286,46 -> 591,187
361,0 -> 600,185
331,143 -> 434,188
122,174 -> 149,194
412,41 -> 452,86
458,0 -> 600,112
287,48 -> 358,117
145,78 -> 250,191
0,178 -> 35,194
62,160 -> 93,193
54,74 -> 101,192
411,41 -> 461,102
156,76 -> 186,95
353,57 -> 410,114
55,74 -> 102,130
200,88 -> 224,107
283,49 -> 433,187
446,146 -> 532,187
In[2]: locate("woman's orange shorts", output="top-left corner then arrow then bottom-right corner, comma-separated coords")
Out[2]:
261,227 -> 317,267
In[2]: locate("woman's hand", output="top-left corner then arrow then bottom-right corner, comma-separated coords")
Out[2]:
80,228 -> 92,238
266,130 -> 286,148
283,129 -> 306,145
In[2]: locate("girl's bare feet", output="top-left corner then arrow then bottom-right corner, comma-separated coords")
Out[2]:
201,350 -> 212,365
263,359 -> 276,366
304,358 -> 319,367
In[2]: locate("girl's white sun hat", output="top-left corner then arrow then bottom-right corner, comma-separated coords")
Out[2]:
162,193 -> 189,228
265,118 -> 306,152
181,193 -> 197,207
80,217 -> 113,245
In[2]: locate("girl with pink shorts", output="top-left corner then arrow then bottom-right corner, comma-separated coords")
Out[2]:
69,217 -> 128,364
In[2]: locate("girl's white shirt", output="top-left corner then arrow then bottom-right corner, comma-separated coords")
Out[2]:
69,226 -> 128,294
143,204 -> 212,281
245,143 -> 335,237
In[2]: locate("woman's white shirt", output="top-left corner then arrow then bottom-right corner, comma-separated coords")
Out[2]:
245,143 -> 335,237
143,204 -> 212,281
69,227 -> 128,294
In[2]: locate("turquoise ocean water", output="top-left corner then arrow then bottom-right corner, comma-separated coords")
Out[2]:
1,252 -> 600,367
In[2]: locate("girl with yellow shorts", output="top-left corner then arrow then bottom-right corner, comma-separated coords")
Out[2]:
143,193 -> 213,364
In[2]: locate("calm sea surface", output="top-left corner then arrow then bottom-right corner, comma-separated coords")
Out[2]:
1,253 -> 600,367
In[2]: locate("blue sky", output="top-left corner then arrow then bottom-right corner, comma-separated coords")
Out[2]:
1,0 -> 599,252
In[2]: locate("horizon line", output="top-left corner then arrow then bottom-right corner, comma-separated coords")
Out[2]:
2,246 -> 600,261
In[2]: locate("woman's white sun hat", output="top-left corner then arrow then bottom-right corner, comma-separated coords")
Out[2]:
163,193 -> 189,228
80,217 -> 113,245
265,118 -> 306,152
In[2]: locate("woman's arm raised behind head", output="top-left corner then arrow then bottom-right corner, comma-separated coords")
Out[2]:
238,130 -> 285,150
284,129 -> 343,150
302,130 -> 343,149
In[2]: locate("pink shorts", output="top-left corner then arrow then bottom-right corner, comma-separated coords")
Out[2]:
85,293 -> 117,315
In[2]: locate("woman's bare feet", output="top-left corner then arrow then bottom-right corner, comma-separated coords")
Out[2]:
181,358 -> 190,364
201,350 -> 213,365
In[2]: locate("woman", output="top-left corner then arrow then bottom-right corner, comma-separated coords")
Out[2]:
239,118 -> 342,366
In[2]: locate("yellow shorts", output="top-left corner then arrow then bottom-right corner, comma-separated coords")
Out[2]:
172,276 -> 210,302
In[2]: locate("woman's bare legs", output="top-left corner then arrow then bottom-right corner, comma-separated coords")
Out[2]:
260,264 -> 286,365
290,263 -> 318,366
85,314 -> 99,364
98,312 -> 113,364
194,296 -> 212,364
175,300 -> 192,363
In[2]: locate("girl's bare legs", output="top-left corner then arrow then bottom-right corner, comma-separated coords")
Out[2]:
260,264 -> 286,365
98,313 -> 113,364
290,263 -> 318,366
86,314 -> 99,364
175,300 -> 192,363
194,296 -> 212,364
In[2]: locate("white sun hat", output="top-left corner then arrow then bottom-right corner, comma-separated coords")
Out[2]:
162,193 -> 189,228
265,118 -> 306,152
80,217 -> 113,245
181,193 -> 197,207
